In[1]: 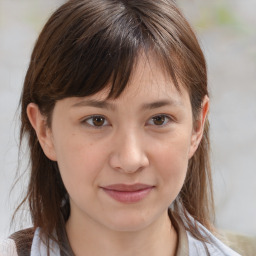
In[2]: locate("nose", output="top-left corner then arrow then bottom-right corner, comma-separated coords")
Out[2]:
109,131 -> 149,174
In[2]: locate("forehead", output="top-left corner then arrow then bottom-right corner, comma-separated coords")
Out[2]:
96,55 -> 186,101
112,55 -> 189,106
124,55 -> 179,96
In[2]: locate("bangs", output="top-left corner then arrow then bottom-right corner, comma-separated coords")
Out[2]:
61,18 -> 143,99
44,1 -> 146,100
37,0 -> 182,102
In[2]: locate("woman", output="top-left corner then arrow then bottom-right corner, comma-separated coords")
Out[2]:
0,0 -> 240,255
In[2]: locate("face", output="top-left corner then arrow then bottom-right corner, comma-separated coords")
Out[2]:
28,56 -> 208,233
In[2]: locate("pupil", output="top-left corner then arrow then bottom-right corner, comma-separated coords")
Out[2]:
153,116 -> 165,125
93,116 -> 104,126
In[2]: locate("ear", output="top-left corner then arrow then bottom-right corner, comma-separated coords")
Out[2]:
27,103 -> 57,161
188,96 -> 209,159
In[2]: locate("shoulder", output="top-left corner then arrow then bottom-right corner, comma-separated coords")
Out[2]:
0,238 -> 18,256
31,228 -> 60,256
221,231 -> 256,256
170,211 -> 242,256
2,228 -> 60,256
0,228 -> 34,256
186,223 -> 242,256
187,231 -> 241,256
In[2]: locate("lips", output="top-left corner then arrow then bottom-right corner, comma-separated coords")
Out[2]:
100,183 -> 154,203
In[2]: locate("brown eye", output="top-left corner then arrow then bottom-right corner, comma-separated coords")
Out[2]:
84,115 -> 108,127
147,115 -> 171,126
92,116 -> 105,126
152,115 -> 166,125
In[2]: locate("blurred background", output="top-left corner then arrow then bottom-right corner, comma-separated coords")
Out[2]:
0,0 -> 255,238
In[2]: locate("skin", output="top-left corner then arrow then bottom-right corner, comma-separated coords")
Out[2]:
27,55 -> 209,256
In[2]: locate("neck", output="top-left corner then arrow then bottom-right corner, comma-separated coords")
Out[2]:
66,210 -> 177,256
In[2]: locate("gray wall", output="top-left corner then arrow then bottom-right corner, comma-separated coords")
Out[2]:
0,0 -> 255,238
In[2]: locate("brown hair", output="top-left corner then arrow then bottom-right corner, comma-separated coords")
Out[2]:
16,0 -> 214,251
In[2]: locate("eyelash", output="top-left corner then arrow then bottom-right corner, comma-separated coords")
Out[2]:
81,114 -> 173,128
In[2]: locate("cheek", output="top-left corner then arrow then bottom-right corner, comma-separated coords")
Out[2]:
150,133 -> 191,194
53,133 -> 105,196
156,147 -> 188,182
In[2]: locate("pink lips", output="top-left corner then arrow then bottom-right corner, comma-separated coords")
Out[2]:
101,184 -> 154,203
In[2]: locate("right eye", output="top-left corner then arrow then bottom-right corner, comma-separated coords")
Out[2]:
82,115 -> 109,128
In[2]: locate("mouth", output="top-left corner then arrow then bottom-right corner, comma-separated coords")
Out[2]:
100,183 -> 155,203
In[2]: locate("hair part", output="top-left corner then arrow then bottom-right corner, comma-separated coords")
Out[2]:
16,0 -> 214,250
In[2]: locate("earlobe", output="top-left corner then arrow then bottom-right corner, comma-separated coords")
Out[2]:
188,96 -> 209,159
27,103 -> 57,161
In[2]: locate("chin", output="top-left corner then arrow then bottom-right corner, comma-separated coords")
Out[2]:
102,209 -> 159,233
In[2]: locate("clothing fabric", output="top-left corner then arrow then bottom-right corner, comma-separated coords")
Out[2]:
170,213 -> 241,256
0,215 -> 241,256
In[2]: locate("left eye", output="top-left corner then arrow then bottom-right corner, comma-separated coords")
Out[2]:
83,115 -> 109,127
147,115 -> 172,126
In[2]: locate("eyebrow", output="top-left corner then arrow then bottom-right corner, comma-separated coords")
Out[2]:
72,99 -> 115,110
141,99 -> 182,110
72,99 -> 181,110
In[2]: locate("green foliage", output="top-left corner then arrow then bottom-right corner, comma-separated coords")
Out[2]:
196,2 -> 241,30
215,5 -> 237,25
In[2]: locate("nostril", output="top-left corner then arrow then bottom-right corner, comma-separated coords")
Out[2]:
109,150 -> 149,174
108,133 -> 149,173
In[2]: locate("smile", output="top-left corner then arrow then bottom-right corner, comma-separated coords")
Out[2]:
100,184 -> 155,203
